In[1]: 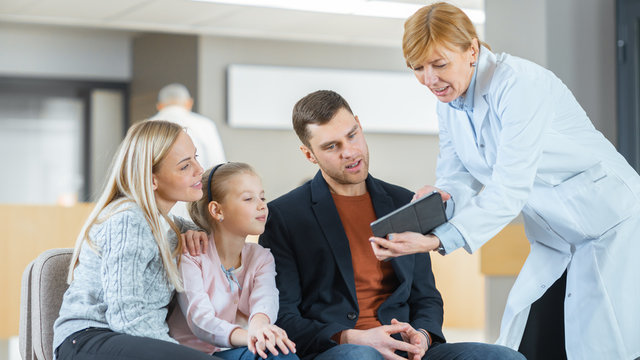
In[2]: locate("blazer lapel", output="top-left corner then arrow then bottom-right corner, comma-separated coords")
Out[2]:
310,171 -> 358,303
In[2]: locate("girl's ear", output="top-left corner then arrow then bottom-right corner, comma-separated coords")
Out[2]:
208,201 -> 224,222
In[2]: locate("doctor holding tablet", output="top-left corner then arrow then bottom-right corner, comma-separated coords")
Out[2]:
369,3 -> 640,360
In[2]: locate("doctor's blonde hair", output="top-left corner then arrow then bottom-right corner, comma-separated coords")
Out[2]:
67,120 -> 185,291
402,2 -> 491,69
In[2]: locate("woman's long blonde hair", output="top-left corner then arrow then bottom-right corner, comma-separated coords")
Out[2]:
67,120 -> 185,291
402,2 -> 491,69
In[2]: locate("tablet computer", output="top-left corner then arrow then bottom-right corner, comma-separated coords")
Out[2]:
370,191 -> 447,238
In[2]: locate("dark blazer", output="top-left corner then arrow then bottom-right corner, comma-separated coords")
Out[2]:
259,171 -> 445,360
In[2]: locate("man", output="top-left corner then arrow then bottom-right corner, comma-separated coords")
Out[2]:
259,90 -> 524,360
150,83 -> 226,219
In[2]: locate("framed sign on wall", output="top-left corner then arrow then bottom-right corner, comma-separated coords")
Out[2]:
227,64 -> 438,134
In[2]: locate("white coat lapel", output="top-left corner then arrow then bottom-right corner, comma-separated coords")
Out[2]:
471,46 -> 497,145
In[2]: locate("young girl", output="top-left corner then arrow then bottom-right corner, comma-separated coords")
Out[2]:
168,163 -> 299,360
53,120 -> 220,360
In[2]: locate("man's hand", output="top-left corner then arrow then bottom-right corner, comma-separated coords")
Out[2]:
390,319 -> 428,360
341,323 -> 422,360
370,232 -> 440,261
413,185 -> 451,202
181,230 -> 208,256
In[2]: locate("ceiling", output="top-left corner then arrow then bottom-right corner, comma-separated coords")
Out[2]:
0,0 -> 483,47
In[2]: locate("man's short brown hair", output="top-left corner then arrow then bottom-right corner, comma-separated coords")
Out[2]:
292,90 -> 353,147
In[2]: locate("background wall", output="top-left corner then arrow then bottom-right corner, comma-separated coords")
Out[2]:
198,35 -> 440,199
0,23 -> 131,80
130,33 -> 199,123
485,0 -> 616,144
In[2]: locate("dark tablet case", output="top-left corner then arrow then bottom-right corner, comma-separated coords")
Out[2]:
370,191 -> 447,238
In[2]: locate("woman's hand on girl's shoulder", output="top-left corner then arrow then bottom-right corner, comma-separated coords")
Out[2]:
181,230 -> 208,256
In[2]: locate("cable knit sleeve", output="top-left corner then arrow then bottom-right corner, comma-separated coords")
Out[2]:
100,209 -> 177,343
172,215 -> 202,233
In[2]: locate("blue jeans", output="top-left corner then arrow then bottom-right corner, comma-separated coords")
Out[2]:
423,342 -> 526,360
215,346 -> 300,360
312,342 -> 525,360
313,344 -> 383,360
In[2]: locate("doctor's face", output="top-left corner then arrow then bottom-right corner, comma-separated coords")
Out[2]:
412,40 -> 479,103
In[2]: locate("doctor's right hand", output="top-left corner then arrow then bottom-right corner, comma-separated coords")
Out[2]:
413,185 -> 451,202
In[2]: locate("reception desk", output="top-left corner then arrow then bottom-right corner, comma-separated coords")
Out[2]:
0,203 -> 93,338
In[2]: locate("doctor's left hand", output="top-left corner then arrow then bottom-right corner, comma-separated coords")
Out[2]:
370,232 -> 441,261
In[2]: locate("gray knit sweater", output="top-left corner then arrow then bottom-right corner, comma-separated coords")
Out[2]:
53,201 -> 196,353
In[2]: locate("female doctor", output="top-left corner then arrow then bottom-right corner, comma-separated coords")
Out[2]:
370,3 -> 640,360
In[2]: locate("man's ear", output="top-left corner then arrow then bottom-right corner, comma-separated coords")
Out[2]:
300,145 -> 318,164
184,98 -> 194,111
354,115 -> 362,128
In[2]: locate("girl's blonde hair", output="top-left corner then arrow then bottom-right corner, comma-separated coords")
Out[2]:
402,2 -> 491,69
189,162 -> 257,233
68,120 -> 186,291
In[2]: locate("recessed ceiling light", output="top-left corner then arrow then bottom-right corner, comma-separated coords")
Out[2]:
192,0 -> 485,23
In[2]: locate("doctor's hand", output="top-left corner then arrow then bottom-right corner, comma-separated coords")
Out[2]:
413,185 -> 451,202
370,232 -> 441,261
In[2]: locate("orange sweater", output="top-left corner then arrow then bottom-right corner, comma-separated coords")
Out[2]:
332,192 -> 399,331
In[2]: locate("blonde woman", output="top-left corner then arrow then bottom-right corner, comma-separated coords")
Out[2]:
53,120 -> 221,360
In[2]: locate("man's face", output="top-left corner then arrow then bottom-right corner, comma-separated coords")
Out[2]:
301,107 -> 370,195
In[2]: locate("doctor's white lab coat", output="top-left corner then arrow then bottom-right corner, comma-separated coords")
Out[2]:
434,47 -> 640,359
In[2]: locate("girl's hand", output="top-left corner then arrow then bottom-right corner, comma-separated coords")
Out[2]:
181,230 -> 208,256
413,185 -> 451,202
248,314 -> 296,359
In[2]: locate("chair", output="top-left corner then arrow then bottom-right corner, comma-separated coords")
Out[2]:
19,248 -> 73,360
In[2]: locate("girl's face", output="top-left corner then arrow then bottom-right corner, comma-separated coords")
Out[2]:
411,39 -> 478,103
153,131 -> 204,214
216,172 -> 268,237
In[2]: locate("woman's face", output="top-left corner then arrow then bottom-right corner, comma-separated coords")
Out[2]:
412,40 -> 479,103
215,173 -> 268,237
153,131 -> 204,214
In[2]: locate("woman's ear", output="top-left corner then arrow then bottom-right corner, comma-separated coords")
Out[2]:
208,201 -> 224,222
152,174 -> 159,191
470,38 -> 480,62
